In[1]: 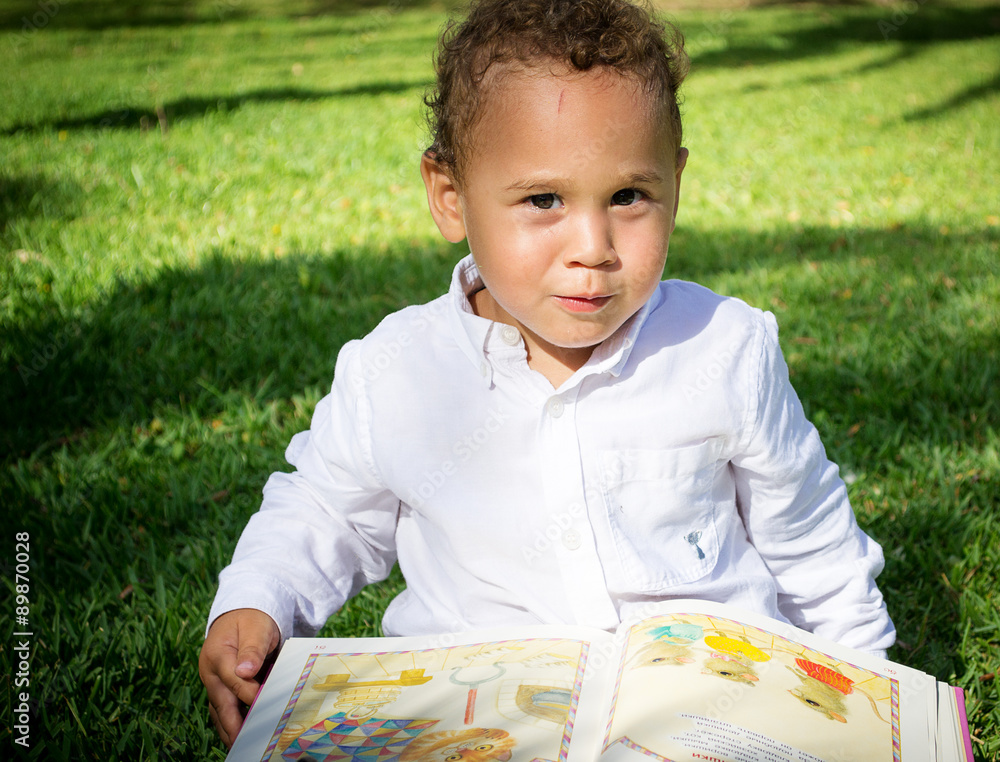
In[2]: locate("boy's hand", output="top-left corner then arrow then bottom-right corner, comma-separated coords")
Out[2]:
199,608 -> 281,748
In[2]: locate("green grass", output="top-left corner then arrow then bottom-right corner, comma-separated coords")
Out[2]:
2,0 -> 998,758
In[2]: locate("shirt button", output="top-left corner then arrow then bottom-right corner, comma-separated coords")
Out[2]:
546,396 -> 564,418
500,325 -> 520,346
562,529 -> 581,550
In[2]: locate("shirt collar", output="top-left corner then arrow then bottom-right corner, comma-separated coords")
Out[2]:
447,255 -> 495,387
446,253 -> 659,387
587,287 -> 659,378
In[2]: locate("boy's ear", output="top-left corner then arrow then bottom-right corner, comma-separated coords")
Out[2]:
675,147 -> 689,179
420,152 -> 467,244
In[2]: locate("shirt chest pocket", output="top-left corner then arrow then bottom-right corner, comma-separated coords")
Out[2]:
600,440 -> 723,593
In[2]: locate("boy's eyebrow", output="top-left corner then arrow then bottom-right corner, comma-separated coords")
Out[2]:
504,170 -> 667,192
504,177 -> 561,192
619,170 -> 667,186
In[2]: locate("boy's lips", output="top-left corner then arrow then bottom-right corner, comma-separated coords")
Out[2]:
554,294 -> 613,313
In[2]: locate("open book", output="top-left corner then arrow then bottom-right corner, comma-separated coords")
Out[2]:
226,600 -> 972,762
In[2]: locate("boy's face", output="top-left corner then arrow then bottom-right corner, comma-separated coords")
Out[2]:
422,65 -> 686,384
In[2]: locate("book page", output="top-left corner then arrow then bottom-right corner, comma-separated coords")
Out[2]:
936,683 -> 974,762
227,625 -> 616,762
600,601 -> 936,762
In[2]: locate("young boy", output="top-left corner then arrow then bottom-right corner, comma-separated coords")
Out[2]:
199,0 -> 894,746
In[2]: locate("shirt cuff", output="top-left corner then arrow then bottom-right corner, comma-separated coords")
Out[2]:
205,570 -> 299,642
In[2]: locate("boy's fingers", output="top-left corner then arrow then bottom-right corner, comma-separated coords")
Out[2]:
203,667 -> 240,747
206,658 -> 258,746
208,700 -> 230,748
199,610 -> 280,744
227,613 -> 279,705
233,649 -> 263,678
228,669 -> 261,707
234,614 -> 280,677
208,689 -> 243,749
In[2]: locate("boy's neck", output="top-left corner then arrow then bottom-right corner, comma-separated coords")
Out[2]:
470,287 -> 595,389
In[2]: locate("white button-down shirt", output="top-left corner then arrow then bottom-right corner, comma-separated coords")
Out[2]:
209,256 -> 895,655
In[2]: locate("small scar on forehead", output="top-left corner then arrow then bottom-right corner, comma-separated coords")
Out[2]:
557,89 -> 565,113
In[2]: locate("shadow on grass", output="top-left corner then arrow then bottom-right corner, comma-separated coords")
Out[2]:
903,69 -> 1000,121
3,222 -> 996,460
1,81 -> 433,136
6,0 -> 999,34
686,1 -> 1000,123
1,221 -> 995,693
1,243 -> 457,458
1,172 -> 83,233
867,487 -> 975,676
688,3 -> 1000,68
2,0 -> 454,32
6,4 -> 996,137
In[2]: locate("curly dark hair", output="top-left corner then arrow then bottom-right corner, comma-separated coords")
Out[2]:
425,0 -> 689,181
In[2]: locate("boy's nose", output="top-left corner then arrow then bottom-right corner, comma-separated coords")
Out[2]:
566,210 -> 616,268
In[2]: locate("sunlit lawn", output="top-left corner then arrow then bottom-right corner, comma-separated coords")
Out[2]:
1,0 -> 998,758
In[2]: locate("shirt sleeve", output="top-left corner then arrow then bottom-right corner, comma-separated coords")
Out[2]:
207,340 -> 400,641
731,311 -> 895,656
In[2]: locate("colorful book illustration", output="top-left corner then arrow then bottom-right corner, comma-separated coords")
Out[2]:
226,600 -> 972,762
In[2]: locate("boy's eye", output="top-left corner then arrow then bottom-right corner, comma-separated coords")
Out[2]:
528,193 -> 561,209
611,188 -> 644,206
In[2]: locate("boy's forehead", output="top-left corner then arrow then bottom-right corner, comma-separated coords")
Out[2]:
453,64 -> 680,189
487,61 -> 646,107
474,63 -> 673,147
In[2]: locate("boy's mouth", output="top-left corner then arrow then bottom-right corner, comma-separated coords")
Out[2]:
554,294 -> 612,313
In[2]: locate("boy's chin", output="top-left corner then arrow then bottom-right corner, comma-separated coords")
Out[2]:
543,331 -> 619,355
